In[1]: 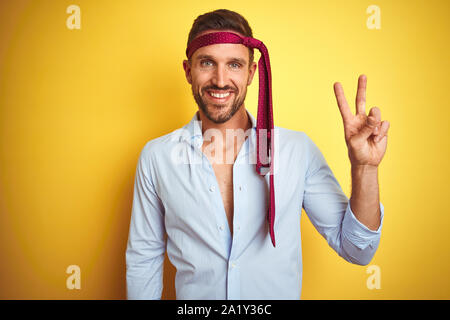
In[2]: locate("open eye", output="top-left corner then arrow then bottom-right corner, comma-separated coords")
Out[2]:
200,60 -> 213,67
229,62 -> 241,69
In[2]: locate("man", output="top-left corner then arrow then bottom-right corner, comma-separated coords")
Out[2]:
126,9 -> 390,300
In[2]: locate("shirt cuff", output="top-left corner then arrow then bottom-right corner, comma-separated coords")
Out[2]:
342,201 -> 384,250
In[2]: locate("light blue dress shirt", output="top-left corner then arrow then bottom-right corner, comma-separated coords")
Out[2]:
126,110 -> 384,300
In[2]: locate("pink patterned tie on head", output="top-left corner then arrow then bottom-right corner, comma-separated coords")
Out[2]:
186,31 -> 276,247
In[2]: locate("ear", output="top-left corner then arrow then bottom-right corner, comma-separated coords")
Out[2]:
183,59 -> 192,84
247,61 -> 257,86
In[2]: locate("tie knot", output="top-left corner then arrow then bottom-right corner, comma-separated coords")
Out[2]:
242,36 -> 262,49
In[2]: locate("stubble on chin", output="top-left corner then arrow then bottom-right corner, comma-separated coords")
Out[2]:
192,87 -> 245,124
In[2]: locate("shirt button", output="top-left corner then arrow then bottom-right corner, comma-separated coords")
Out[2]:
209,185 -> 215,192
219,225 -> 224,231
238,186 -> 242,191
231,262 -> 236,268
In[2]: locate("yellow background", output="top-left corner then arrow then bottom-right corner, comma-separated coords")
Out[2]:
0,0 -> 449,299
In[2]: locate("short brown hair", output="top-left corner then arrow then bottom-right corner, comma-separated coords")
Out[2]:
187,9 -> 254,66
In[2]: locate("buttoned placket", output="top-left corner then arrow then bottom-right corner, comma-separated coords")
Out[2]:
186,116 -> 256,300
226,129 -> 255,300
188,134 -> 232,254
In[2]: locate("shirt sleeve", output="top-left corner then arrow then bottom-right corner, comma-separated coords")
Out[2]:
301,134 -> 384,266
126,143 -> 166,299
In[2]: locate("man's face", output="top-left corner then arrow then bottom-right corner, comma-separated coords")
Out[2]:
183,30 -> 257,124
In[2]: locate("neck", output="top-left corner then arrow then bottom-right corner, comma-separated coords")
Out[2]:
198,106 -> 252,162
197,106 -> 251,136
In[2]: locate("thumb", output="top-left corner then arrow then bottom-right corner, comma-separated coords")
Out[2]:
358,116 -> 380,140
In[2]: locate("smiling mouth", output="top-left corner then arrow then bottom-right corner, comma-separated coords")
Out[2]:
205,90 -> 234,102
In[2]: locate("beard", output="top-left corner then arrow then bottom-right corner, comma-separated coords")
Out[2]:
192,84 -> 247,124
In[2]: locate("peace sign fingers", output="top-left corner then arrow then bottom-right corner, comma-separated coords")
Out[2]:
332,74 -> 390,167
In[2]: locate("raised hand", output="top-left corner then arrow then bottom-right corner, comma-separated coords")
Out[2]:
333,75 -> 390,168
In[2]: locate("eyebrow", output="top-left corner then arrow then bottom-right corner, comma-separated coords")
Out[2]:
196,54 -> 247,66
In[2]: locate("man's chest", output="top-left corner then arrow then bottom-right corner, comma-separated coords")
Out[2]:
210,162 -> 234,232
153,137 -> 306,242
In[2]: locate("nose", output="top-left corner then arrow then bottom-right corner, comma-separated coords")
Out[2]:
211,64 -> 227,88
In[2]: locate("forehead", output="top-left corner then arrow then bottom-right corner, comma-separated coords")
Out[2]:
191,29 -> 249,62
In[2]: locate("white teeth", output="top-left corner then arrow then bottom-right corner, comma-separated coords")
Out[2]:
210,92 -> 230,98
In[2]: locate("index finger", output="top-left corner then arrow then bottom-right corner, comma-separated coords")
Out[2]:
333,82 -> 352,123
